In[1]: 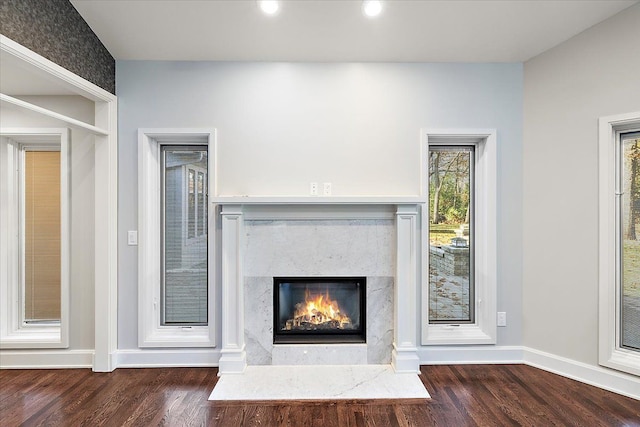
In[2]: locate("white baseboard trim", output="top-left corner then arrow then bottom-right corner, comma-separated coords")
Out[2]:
419,345 -> 524,365
419,345 -> 639,400
0,349 -> 94,369
115,349 -> 221,368
522,347 -> 640,400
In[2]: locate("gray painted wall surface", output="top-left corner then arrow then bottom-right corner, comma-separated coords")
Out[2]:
523,4 -> 640,367
116,61 -> 523,350
0,0 -> 115,94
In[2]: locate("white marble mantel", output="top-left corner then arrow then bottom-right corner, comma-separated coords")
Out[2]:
217,200 -> 421,375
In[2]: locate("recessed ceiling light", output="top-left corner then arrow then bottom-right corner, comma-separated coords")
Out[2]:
362,0 -> 383,18
258,0 -> 280,16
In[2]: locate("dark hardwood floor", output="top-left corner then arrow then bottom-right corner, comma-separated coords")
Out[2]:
0,364 -> 638,426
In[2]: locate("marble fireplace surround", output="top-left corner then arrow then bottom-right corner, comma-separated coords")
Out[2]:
216,198 -> 421,375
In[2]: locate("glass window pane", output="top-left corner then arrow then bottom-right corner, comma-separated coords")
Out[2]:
621,134 -> 640,351
188,169 -> 196,239
197,171 -> 205,236
24,150 -> 61,322
428,146 -> 474,323
162,147 -> 208,325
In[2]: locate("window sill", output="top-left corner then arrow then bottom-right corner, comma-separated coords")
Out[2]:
1,325 -> 66,349
138,326 -> 215,348
422,324 -> 496,345
600,347 -> 640,377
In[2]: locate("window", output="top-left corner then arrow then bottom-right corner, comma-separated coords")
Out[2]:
599,112 -> 640,376
421,130 -> 497,345
0,129 -> 69,348
138,129 -> 216,347
620,131 -> 640,353
161,146 -> 208,326
428,146 -> 475,324
185,166 -> 207,240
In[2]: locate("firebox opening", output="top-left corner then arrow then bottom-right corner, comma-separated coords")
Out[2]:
273,277 -> 366,344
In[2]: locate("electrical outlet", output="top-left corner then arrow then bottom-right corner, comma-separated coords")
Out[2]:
323,182 -> 332,196
497,312 -> 507,327
310,182 -> 318,196
127,230 -> 138,246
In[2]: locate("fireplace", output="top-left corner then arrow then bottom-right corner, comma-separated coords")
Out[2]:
273,277 -> 366,344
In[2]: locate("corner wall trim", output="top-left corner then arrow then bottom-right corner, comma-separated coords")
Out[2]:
0,349 -> 94,369
419,346 -> 639,400
522,347 -> 640,400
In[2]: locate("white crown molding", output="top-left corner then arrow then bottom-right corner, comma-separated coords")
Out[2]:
0,35 -> 115,102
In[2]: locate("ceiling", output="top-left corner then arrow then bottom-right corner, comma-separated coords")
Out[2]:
70,0 -> 637,62
1,0 -> 636,96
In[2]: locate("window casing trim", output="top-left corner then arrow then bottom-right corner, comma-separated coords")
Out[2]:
598,112 -> 640,376
0,128 -> 70,349
420,129 -> 497,345
138,129 -> 216,348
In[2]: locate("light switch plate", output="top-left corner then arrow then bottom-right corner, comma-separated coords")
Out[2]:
127,230 -> 138,246
323,182 -> 332,196
497,312 -> 507,327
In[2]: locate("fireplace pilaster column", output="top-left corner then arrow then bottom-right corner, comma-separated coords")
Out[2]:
393,205 -> 420,373
219,205 -> 246,374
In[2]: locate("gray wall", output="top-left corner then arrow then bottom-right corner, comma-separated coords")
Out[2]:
116,62 -> 523,350
523,4 -> 640,365
0,0 -> 115,94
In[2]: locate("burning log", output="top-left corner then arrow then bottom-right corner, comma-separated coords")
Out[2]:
282,288 -> 354,331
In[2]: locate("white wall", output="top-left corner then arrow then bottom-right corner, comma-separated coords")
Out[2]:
523,4 -> 640,367
116,62 -> 523,351
0,96 -> 96,352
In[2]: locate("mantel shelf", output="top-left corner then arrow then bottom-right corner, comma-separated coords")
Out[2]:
211,196 -> 426,205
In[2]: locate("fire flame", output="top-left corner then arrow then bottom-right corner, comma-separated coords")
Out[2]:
288,288 -> 352,329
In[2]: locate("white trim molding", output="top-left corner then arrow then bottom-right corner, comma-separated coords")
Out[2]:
598,111 -> 640,377
393,205 -> 420,373
419,345 -> 524,365
420,129 -> 497,345
0,94 -> 108,136
216,202 -> 422,375
1,35 -> 119,372
138,129 -> 217,348
212,196 -> 426,205
0,129 -> 70,349
523,347 -> 640,401
218,205 -> 247,374
0,349 -> 94,369
115,349 -> 220,368
417,345 -> 639,400
0,35 -> 114,102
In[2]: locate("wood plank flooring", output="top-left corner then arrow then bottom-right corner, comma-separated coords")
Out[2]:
0,364 -> 638,426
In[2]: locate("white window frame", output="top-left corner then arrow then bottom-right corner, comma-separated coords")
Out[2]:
599,112 -> 640,376
185,165 -> 207,242
0,128 -> 70,349
138,129 -> 216,347
421,129 -> 497,345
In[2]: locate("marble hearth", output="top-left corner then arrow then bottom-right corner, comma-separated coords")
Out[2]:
217,201 -> 421,375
